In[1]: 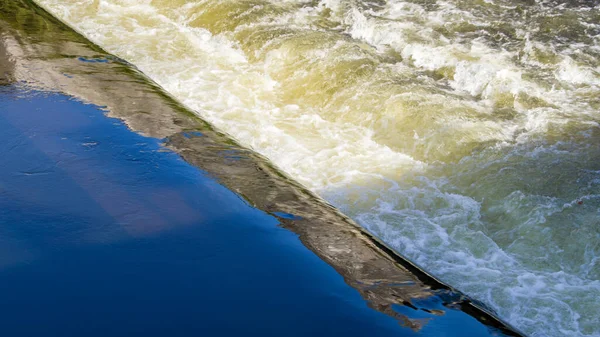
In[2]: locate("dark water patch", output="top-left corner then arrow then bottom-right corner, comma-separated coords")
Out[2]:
77,56 -> 110,63
272,211 -> 303,220
183,131 -> 203,139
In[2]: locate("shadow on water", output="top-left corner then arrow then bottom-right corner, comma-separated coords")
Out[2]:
0,0 -> 524,336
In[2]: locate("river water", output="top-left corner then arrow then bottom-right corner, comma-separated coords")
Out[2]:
32,0 -> 600,336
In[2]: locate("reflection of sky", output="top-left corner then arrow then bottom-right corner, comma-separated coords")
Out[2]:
0,87 -> 246,244
0,86 -> 409,336
0,86 -> 512,337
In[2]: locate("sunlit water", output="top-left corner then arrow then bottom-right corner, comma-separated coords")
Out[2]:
33,0 -> 600,336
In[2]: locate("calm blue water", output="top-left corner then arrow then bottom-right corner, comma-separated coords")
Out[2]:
0,85 -> 510,337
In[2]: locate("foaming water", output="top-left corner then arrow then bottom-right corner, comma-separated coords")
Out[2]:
34,0 -> 600,336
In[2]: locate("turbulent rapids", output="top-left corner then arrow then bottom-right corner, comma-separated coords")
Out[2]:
33,0 -> 600,336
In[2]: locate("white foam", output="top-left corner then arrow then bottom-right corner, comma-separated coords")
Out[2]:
556,58 -> 600,87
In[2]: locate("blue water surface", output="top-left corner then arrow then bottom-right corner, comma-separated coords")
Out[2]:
0,86 -> 505,337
